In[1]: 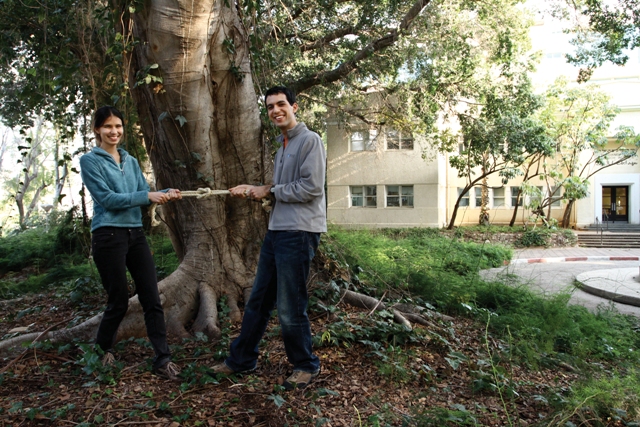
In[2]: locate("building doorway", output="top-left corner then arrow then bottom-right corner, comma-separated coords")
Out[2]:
602,186 -> 628,222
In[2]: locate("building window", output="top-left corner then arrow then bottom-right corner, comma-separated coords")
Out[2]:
492,187 -> 505,207
350,129 -> 378,152
386,129 -> 414,150
550,186 -> 562,207
386,185 -> 414,207
458,188 -> 470,207
474,187 -> 482,208
510,186 -> 522,207
457,134 -> 466,154
350,186 -> 377,207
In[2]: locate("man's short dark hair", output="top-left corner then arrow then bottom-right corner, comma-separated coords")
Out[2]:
265,86 -> 296,106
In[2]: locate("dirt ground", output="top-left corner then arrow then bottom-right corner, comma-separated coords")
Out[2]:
0,290 -> 584,427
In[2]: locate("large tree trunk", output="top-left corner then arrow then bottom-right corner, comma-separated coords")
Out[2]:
128,0 -> 268,337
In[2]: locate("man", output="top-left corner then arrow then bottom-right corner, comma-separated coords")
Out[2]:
211,86 -> 326,390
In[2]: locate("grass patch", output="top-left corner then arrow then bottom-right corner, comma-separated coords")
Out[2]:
546,369 -> 640,425
324,226 -> 640,365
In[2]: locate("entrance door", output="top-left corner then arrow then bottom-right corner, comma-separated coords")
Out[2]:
602,186 -> 628,222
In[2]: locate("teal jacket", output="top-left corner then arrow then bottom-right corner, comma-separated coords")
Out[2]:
80,147 -> 154,232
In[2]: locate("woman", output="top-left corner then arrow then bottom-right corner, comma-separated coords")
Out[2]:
80,106 -> 181,381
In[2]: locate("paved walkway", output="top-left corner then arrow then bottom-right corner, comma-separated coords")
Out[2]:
480,247 -> 640,316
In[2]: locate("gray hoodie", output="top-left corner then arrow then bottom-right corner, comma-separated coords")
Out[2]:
270,123 -> 327,233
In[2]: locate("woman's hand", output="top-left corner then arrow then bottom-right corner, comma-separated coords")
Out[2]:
149,192 -> 170,204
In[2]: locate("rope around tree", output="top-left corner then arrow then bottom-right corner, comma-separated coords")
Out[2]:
149,187 -> 271,226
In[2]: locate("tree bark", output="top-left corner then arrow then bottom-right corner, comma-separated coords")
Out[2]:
124,0 -> 270,338
562,199 -> 575,229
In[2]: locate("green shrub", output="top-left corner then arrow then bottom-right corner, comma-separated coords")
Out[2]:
0,208 -> 90,275
515,228 -> 550,247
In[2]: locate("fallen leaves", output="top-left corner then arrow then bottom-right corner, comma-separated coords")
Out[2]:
0,292 -> 583,426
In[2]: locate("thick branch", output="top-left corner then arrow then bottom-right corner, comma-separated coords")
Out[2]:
340,289 -> 452,330
300,25 -> 358,52
289,0 -> 431,93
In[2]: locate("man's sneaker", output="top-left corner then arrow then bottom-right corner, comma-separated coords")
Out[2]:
210,362 -> 235,375
154,361 -> 181,381
283,369 -> 320,391
209,362 -> 255,376
102,352 -> 116,367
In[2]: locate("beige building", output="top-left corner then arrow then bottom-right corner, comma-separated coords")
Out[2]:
326,15 -> 640,230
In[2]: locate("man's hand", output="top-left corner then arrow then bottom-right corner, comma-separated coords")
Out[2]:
167,189 -> 182,201
229,184 -> 272,200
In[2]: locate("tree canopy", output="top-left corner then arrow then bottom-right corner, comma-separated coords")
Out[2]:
537,77 -> 640,227
546,0 -> 640,80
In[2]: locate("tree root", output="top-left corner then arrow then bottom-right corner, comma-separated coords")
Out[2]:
0,315 -> 102,357
340,289 -> 453,330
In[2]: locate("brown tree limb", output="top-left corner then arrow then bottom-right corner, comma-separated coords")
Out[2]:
340,289 -> 452,330
289,0 -> 431,93
0,317 -> 72,373
300,25 -> 358,52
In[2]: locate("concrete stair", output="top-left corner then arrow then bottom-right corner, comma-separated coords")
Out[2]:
578,232 -> 640,248
584,223 -> 640,233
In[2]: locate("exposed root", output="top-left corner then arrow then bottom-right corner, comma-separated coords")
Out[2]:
0,315 -> 102,357
340,289 -> 453,331
193,282 -> 221,339
0,267 -> 203,357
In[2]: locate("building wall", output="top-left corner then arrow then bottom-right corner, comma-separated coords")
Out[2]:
326,121 -> 446,228
444,164 -> 568,228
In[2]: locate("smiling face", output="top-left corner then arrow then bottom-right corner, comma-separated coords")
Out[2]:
95,115 -> 123,150
266,93 -> 298,131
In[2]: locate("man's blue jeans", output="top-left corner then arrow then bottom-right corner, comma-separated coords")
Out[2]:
226,230 -> 321,373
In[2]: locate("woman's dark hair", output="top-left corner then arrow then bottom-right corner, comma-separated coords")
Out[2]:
93,106 -> 125,145
265,86 -> 296,106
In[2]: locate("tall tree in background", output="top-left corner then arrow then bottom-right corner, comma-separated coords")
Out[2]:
0,0 -> 544,351
538,77 -> 639,228
436,75 -> 552,229
8,119 -> 52,229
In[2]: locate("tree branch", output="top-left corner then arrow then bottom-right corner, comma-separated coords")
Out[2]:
289,0 -> 431,93
300,25 -> 358,52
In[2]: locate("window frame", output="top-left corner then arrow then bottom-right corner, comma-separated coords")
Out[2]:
458,188 -> 470,207
492,187 -> 505,208
550,186 -> 562,208
385,128 -> 414,151
474,187 -> 482,208
386,185 -> 414,208
510,186 -> 523,207
350,185 -> 377,208
350,129 -> 378,152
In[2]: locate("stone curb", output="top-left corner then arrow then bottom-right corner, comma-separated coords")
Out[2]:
510,256 -> 640,265
576,268 -> 640,307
